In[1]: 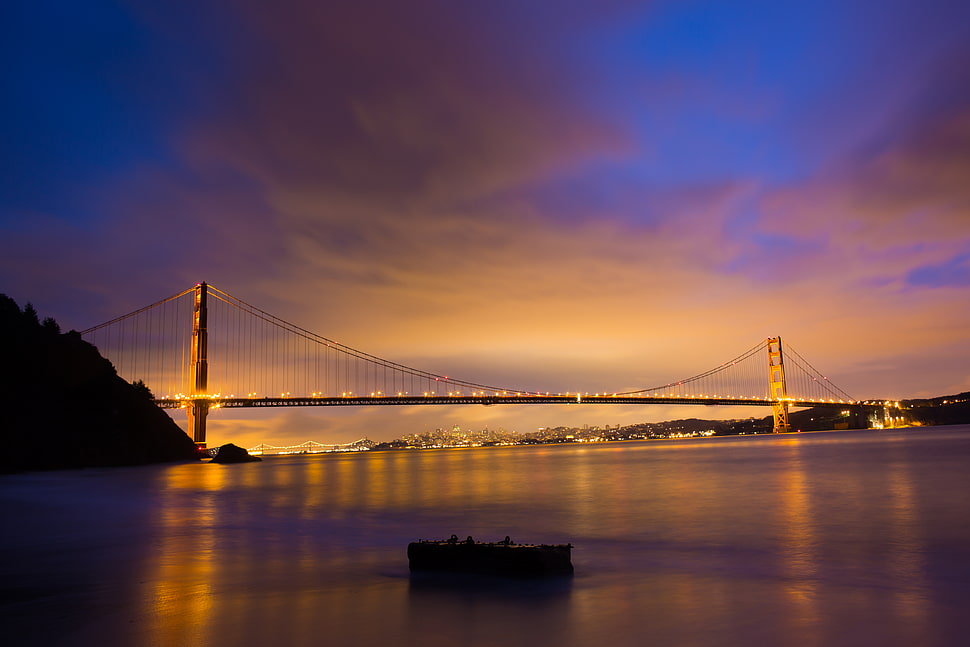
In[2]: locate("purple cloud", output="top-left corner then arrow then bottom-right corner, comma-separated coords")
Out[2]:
906,253 -> 970,288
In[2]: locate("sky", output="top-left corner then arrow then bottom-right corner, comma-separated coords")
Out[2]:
3,0 -> 969,447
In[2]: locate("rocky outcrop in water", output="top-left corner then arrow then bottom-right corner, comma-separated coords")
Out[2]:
210,443 -> 262,463
0,294 -> 200,472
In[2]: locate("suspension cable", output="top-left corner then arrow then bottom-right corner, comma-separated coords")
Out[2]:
78,287 -> 197,334
783,342 -> 855,400
206,285 -> 537,394
615,339 -> 768,395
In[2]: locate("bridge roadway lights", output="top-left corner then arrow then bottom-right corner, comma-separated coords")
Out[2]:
175,395 -> 853,409
157,395 -> 867,444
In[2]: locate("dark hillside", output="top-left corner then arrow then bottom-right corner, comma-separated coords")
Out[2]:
0,294 -> 199,472
900,393 -> 970,426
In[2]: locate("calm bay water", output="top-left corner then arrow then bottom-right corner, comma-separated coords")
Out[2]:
3,426 -> 970,646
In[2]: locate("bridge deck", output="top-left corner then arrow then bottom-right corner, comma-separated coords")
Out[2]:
154,395 -> 856,409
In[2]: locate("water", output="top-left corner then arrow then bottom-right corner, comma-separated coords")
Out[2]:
3,427 -> 970,646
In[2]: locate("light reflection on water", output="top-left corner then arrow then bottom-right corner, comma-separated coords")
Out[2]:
2,427 -> 970,646
779,438 -> 825,646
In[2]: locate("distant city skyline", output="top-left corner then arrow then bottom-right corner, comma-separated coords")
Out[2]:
3,0 -> 969,447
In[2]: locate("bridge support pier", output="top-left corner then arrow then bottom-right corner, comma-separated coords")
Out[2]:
187,400 -> 210,447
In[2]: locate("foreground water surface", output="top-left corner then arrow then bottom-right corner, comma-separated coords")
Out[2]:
3,426 -> 970,646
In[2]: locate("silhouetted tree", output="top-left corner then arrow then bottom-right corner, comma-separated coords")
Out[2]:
23,303 -> 40,326
42,316 -> 61,334
131,379 -> 154,400
0,294 -> 19,320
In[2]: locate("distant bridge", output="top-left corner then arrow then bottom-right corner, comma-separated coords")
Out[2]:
247,439 -> 374,456
81,283 -> 865,446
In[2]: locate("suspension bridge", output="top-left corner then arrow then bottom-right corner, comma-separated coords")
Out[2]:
80,283 -> 864,447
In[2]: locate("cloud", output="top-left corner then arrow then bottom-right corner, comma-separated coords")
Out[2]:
755,105 -> 970,286
168,0 -> 632,204
906,253 -> 970,288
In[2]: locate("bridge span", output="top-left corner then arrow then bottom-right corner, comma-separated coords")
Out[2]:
82,282 -> 865,446
156,394 -> 855,409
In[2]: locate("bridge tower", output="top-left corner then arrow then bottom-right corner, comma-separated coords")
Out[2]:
767,336 -> 791,433
186,282 -> 209,447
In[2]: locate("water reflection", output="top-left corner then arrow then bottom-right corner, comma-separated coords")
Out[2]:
406,573 -> 573,647
7,429 -> 965,646
778,438 -> 820,640
886,445 -> 928,628
145,463 -> 224,646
